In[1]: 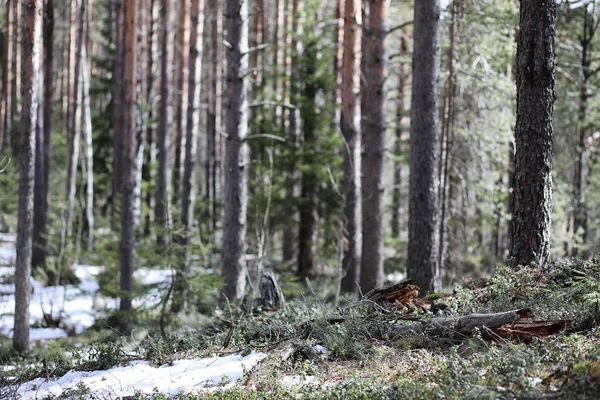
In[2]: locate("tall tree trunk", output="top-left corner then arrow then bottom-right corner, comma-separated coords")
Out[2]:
297,40 -> 318,281
144,0 -> 158,236
437,0 -> 457,272
407,0 -> 441,295
391,29 -> 408,239
572,6 -> 596,256
0,0 -> 12,150
173,0 -> 188,205
509,0 -> 555,268
360,0 -> 389,293
281,0 -> 302,266
111,0 -> 124,225
64,0 -> 86,244
119,0 -> 137,335
14,0 -> 41,352
221,0 -> 249,300
340,0 -> 362,295
82,45 -> 93,251
205,0 -> 221,236
172,0 -> 203,312
13,0 -> 21,120
155,0 -> 172,246
32,0 -> 54,268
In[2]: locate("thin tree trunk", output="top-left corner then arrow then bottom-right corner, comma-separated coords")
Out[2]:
111,0 -> 124,225
14,0 -> 42,352
340,0 -> 362,295
221,0 -> 249,301
205,0 -> 221,236
509,0 -> 556,268
297,40 -> 318,281
119,0 -> 137,335
144,0 -> 158,236
407,0 -> 441,295
155,0 -> 172,246
33,45 -> 44,270
64,0 -> 86,243
32,0 -> 53,268
437,0 -> 457,272
172,0 -> 203,312
13,0 -> 21,120
133,0 -> 147,228
391,29 -> 408,239
360,0 -> 389,293
0,0 -> 12,150
81,45 -> 93,251
282,0 -> 302,265
173,0 -> 189,205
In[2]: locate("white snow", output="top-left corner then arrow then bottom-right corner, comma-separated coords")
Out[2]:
17,351 -> 267,399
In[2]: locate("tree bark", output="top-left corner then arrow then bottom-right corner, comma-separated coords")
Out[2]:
82,45 -> 93,251
33,39 -> 44,270
221,0 -> 249,301
173,0 -> 189,205
172,0 -> 203,313
111,0 -> 124,225
33,0 -> 53,268
13,0 -> 22,119
407,0 -> 441,295
391,30 -> 408,239
14,0 -> 42,352
155,0 -> 172,246
119,0 -> 137,335
340,0 -> 362,295
297,40 -> 319,281
360,0 -> 389,293
0,0 -> 12,150
64,0 -> 86,244
509,0 -> 555,268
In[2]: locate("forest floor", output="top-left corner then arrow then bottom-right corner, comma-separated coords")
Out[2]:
0,234 -> 600,399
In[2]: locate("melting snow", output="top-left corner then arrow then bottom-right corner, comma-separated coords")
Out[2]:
17,351 -> 266,399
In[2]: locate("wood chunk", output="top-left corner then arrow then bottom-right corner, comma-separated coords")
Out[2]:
364,280 -> 420,309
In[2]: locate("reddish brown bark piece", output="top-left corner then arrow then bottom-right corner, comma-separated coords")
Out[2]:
493,320 -> 573,340
364,281 -> 420,308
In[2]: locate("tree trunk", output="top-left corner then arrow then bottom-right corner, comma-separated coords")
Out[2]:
82,45 -> 93,251
64,0 -> 86,246
0,0 -> 12,150
144,0 -> 158,236
13,0 -> 21,120
297,40 -> 319,282
221,0 -> 249,301
205,0 -> 221,236
391,30 -> 408,239
155,0 -> 172,246
572,7 -> 596,256
407,0 -> 441,295
509,0 -> 555,268
437,0 -> 457,272
360,0 -> 389,293
33,44 -> 45,270
119,0 -> 137,335
173,0 -> 189,205
282,0 -> 302,266
33,0 -> 53,268
172,0 -> 203,313
111,0 -> 124,225
340,0 -> 362,295
14,0 -> 42,352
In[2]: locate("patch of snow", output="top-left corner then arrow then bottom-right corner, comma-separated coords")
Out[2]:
135,268 -> 172,286
30,328 -> 68,341
17,351 -> 267,399
0,233 -> 16,243
386,272 -> 406,284
0,245 -> 15,265
313,345 -> 328,356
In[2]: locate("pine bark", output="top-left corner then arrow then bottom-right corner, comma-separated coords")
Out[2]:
391,30 -> 408,239
340,0 -> 362,295
509,0 -> 556,268
119,0 -> 137,335
173,0 -> 189,205
360,0 -> 389,293
172,0 -> 203,312
221,0 -> 249,301
13,0 -> 22,119
0,0 -> 12,150
111,0 -> 124,225
82,45 -> 94,251
32,0 -> 54,268
14,0 -> 42,352
407,0 -> 441,295
155,0 -> 172,246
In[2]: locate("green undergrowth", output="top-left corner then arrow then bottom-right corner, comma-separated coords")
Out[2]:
2,259 -> 600,399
